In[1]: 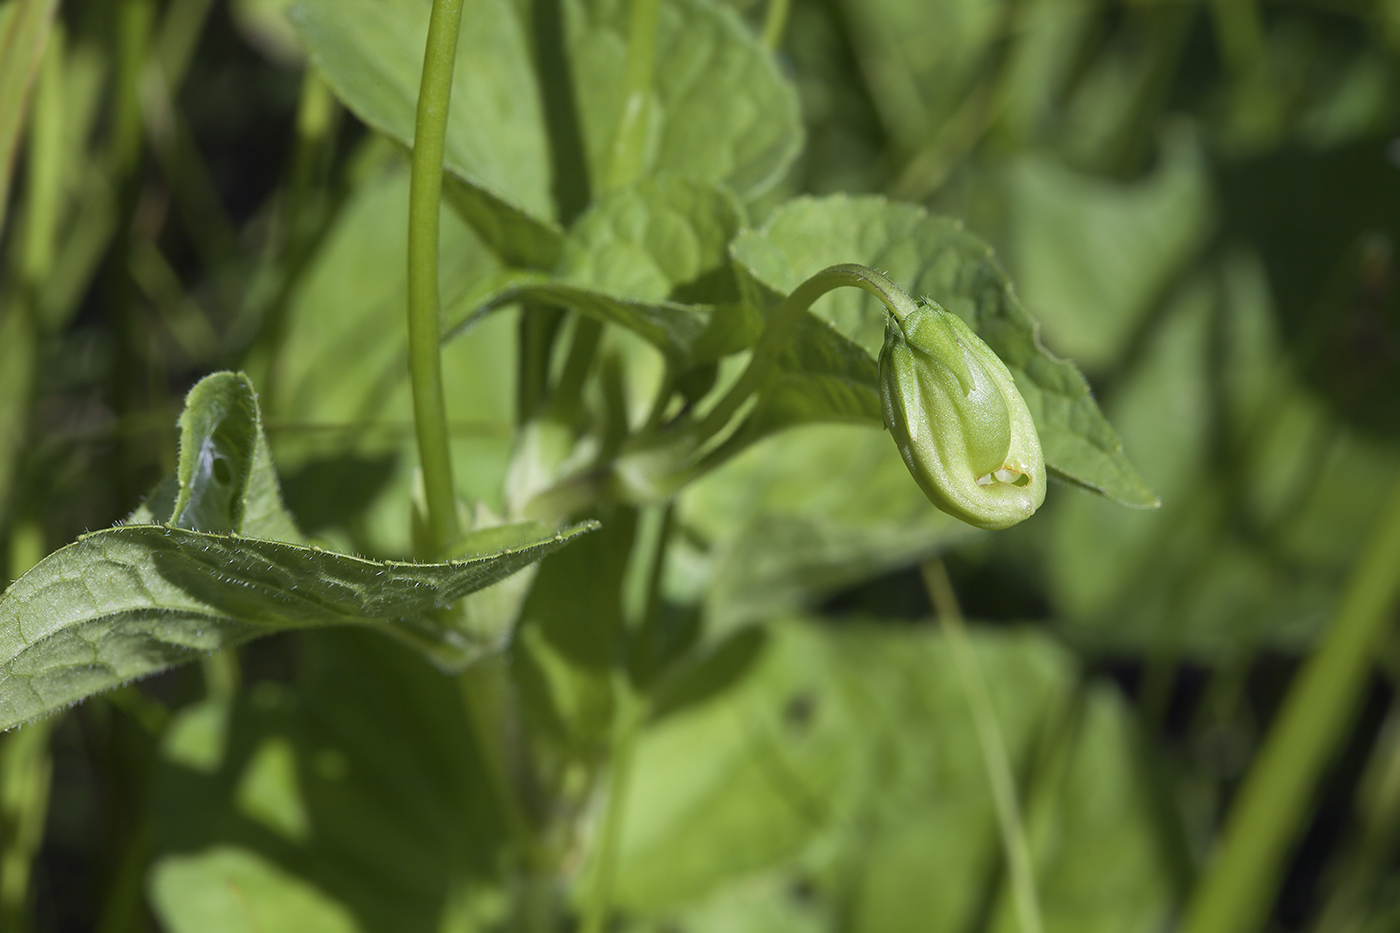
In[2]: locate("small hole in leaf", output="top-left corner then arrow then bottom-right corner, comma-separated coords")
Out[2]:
212,457 -> 232,485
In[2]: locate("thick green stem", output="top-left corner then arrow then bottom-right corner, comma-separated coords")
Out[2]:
921,558 -> 1044,933
1180,475 -> 1400,933
408,0 -> 466,555
692,263 -> 916,445
605,0 -> 659,191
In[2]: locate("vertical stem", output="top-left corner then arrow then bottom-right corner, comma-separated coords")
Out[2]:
581,683 -> 646,933
920,558 -> 1044,933
548,316 -> 604,426
1180,475 -> 1400,933
762,0 -> 791,50
408,0 -> 466,555
605,0 -> 659,192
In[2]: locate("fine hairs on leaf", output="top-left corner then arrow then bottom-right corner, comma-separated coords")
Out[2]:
0,373 -> 595,730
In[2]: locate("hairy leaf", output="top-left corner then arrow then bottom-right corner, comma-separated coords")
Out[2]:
0,513 -> 593,730
731,195 -> 1159,508
0,372 -> 594,728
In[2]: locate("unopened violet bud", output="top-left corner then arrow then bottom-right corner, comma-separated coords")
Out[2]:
880,300 -> 1046,530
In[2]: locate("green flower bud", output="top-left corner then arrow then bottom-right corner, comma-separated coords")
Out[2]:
880,300 -> 1046,530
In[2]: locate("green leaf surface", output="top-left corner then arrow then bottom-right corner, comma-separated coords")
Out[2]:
447,178 -> 753,366
269,165 -> 517,554
293,0 -> 800,264
1002,128 -> 1211,370
610,619 -> 1179,932
730,194 -> 1158,508
170,373 -> 303,542
1041,254 -> 1400,655
0,511 -> 593,731
679,424 -> 972,631
150,846 -> 358,933
0,370 -> 594,728
150,630 -> 510,933
833,0 -> 1003,154
292,0 -> 562,263
565,0 -> 802,201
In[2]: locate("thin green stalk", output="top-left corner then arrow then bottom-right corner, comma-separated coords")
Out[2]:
549,317 -> 604,425
457,663 -> 542,869
408,0 -> 467,555
581,681 -> 646,933
605,0 -> 659,191
762,0 -> 791,50
691,263 -> 915,445
1181,474 -> 1400,933
921,558 -> 1044,933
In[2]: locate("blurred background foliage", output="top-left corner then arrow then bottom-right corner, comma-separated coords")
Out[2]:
1,0 -> 1399,930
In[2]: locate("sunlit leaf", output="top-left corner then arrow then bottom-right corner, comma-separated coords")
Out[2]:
731,194 -> 1159,508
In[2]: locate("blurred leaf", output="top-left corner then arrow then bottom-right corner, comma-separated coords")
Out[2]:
679,424 -> 971,631
609,618 -> 1179,933
1004,127 -> 1211,370
833,0 -> 1003,154
1042,253 -> 1400,654
0,310 -> 34,529
731,194 -> 1159,508
269,165 -> 517,554
513,505 -> 636,750
294,0 -> 801,264
232,0 -> 304,66
1220,139 -> 1400,437
293,0 -> 561,264
150,846 -> 358,933
150,630 -> 509,933
611,619 -> 860,910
